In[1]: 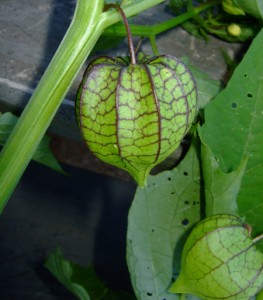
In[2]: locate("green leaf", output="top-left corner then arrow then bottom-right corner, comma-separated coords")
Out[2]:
233,0 -> 263,19
222,0 -> 245,15
199,28 -> 263,236
0,112 -> 65,174
200,137 -> 247,216
33,135 -> 66,174
127,137 -> 201,300
45,249 -> 108,300
257,289 -> 263,300
45,249 -> 136,300
0,112 -> 17,144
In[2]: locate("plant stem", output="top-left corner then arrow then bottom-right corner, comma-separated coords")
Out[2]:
149,36 -> 159,55
0,0 -> 165,213
103,1 -> 217,38
0,0 -> 104,212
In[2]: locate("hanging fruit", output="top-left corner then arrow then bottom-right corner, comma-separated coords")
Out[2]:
170,214 -> 263,299
75,4 -> 197,187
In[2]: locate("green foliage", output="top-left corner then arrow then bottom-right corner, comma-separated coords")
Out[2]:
199,27 -> 263,237
0,112 -> 65,174
232,0 -> 263,19
45,249 -> 107,300
126,24 -> 263,300
169,0 -> 262,42
45,249 -> 135,300
126,137 -> 201,299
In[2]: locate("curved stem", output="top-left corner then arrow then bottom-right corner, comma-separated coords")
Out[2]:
105,4 -> 137,64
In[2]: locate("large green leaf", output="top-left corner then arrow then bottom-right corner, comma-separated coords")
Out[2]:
199,28 -> 263,235
127,138 -> 201,300
0,112 -> 65,174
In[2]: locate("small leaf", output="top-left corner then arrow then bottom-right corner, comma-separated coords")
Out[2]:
170,214 -> 263,299
127,137 -> 201,300
200,136 -> 248,216
45,249 -> 108,300
0,113 -> 65,174
222,0 -> 245,15
0,112 -> 17,144
233,0 -> 263,19
32,135 -> 66,174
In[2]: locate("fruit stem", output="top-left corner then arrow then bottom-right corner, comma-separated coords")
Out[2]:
104,4 -> 137,64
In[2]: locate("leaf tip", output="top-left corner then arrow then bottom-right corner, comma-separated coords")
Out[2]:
169,275 -> 189,294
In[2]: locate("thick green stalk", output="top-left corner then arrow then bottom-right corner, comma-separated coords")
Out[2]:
0,0 -> 165,213
0,0 -> 104,211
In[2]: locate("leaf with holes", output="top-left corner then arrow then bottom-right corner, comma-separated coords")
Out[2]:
199,28 -> 263,238
126,137 -> 201,300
